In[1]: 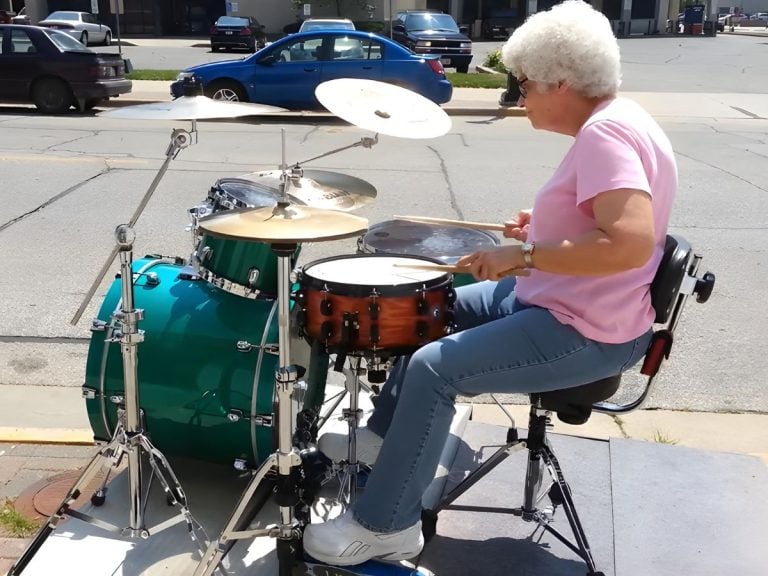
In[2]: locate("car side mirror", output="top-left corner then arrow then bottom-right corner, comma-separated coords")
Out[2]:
393,24 -> 405,33
260,24 -> 265,30
459,25 -> 469,35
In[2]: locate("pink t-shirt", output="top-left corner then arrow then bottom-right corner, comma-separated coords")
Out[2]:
515,98 -> 677,344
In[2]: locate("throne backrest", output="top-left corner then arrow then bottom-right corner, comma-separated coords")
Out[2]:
650,234 -> 693,325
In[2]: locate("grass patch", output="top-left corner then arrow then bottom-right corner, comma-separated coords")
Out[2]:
652,430 -> 678,445
0,500 -> 40,538
125,69 -> 508,89
126,69 -> 180,81
447,72 -> 507,89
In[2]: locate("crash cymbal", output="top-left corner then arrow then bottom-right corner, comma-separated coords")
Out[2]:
239,169 -> 376,212
100,96 -> 286,120
197,204 -> 368,243
315,79 -> 451,139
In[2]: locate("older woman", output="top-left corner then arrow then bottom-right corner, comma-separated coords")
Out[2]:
304,0 -> 677,566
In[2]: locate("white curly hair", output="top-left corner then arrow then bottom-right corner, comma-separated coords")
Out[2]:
501,0 -> 621,98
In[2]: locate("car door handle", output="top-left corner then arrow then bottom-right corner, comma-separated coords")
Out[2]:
362,66 -> 372,70
304,67 -> 317,72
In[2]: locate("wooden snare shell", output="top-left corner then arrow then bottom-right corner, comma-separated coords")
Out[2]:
295,254 -> 455,355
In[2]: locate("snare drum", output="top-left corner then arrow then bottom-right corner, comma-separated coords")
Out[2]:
296,254 -> 455,355
191,178 -> 300,298
358,220 -> 500,287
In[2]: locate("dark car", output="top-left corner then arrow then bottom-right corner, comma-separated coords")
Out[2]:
482,8 -> 520,39
170,30 -> 452,110
210,16 -> 266,52
0,25 -> 132,113
391,10 -> 472,73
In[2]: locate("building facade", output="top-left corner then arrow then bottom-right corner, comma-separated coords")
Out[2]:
17,0 -> 746,37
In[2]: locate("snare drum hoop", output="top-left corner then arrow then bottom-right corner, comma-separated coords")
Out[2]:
358,220 -> 500,263
298,253 -> 452,297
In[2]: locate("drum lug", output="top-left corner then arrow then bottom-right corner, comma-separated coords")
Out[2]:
144,272 -> 160,287
416,289 -> 428,315
226,409 -> 273,427
236,341 -> 279,355
227,409 -> 244,422
247,267 -> 260,287
233,458 -> 251,472
82,386 -> 98,400
320,299 -> 333,316
199,246 -> 213,262
90,319 -> 108,332
416,320 -> 429,340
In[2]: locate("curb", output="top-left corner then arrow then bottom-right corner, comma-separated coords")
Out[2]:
0,427 -> 94,445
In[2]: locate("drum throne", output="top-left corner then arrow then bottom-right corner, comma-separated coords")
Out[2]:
421,235 -> 715,576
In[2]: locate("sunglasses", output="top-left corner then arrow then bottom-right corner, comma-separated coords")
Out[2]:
517,77 -> 529,99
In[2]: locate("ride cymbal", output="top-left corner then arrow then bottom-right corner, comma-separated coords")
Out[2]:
240,169 -> 377,212
100,96 -> 287,120
315,79 -> 451,139
197,204 -> 369,243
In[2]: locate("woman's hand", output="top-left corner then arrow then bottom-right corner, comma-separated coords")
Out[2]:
504,209 -> 532,241
456,246 -> 528,281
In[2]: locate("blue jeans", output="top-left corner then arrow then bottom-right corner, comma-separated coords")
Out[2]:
353,277 -> 651,533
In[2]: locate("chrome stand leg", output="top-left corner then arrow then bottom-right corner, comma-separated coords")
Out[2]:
336,357 -> 364,506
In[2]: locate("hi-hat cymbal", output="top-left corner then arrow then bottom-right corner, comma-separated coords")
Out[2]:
198,204 -> 369,243
239,169 -> 377,212
100,96 -> 287,120
315,79 -> 451,139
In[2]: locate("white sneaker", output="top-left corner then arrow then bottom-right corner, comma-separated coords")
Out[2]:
318,425 -> 384,466
303,509 -> 424,566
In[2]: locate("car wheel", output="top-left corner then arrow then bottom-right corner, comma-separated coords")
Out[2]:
456,64 -> 469,73
80,31 -> 88,46
206,81 -> 247,102
32,77 -> 73,114
104,31 -> 112,46
211,44 -> 220,52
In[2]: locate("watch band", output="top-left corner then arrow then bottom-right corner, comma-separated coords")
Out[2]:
521,242 -> 535,268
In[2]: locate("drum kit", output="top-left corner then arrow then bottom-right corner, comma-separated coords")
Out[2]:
10,78 -> 508,576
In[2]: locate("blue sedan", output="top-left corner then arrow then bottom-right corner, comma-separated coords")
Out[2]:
170,30 -> 452,110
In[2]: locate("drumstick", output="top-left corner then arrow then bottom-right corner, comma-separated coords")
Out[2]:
393,263 -> 530,277
393,214 -> 507,232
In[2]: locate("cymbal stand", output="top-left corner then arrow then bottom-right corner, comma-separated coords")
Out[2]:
10,224 -> 208,575
290,134 -> 378,169
71,124 -> 196,326
9,128 -> 207,576
193,130 -> 306,576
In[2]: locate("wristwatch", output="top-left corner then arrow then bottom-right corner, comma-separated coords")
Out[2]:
521,241 -> 536,268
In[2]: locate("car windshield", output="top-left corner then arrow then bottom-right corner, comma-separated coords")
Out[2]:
216,16 -> 248,26
46,11 -> 79,20
405,13 -> 459,32
301,20 -> 354,31
47,29 -> 93,52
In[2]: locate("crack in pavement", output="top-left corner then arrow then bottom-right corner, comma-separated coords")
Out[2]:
676,150 -> 768,194
427,145 -> 465,221
0,169 -> 110,235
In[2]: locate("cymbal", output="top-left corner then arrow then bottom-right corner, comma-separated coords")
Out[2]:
100,96 -> 287,120
197,204 -> 369,243
239,169 -> 377,212
315,79 -> 451,139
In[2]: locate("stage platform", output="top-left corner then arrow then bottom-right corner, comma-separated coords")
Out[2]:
9,415 -> 767,576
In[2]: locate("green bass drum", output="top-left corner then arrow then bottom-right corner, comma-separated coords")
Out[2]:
83,257 -> 326,467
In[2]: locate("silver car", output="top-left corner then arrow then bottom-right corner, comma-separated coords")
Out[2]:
37,11 -> 112,46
